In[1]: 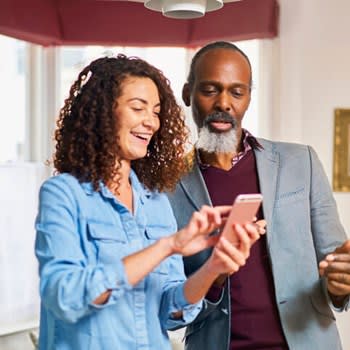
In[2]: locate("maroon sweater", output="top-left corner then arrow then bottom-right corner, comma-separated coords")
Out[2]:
201,151 -> 288,350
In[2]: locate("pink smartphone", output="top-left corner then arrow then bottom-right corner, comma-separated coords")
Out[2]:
221,193 -> 263,238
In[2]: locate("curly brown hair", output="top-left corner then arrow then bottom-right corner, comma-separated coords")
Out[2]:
54,54 -> 188,192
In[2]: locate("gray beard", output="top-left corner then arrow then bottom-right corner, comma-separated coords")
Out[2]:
196,126 -> 238,154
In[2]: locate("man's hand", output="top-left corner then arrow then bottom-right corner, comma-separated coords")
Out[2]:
319,240 -> 350,306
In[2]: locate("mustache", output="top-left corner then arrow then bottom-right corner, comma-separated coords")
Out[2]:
203,112 -> 237,128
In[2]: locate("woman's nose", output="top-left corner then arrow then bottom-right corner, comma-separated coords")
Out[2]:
143,111 -> 159,130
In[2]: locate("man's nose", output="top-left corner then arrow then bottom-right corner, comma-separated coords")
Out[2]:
214,92 -> 232,112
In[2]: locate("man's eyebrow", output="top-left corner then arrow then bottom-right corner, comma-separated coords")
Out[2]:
198,81 -> 250,89
231,83 -> 250,88
198,80 -> 219,85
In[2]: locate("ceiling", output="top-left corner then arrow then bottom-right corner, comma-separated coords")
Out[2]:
0,0 -> 279,46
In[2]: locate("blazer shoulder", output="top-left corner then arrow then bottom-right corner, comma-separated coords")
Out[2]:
257,138 -> 313,157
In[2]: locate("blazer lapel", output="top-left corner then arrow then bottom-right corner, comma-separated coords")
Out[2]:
180,161 -> 212,210
180,162 -> 214,272
255,139 -> 279,245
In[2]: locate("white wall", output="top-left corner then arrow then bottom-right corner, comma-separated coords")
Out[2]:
271,0 -> 350,229
266,0 -> 350,348
0,164 -> 47,350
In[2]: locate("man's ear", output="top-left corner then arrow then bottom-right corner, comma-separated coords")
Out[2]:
182,83 -> 191,107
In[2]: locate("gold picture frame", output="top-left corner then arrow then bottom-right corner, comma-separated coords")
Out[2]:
333,108 -> 350,191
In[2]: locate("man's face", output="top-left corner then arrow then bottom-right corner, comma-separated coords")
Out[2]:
183,48 -> 251,153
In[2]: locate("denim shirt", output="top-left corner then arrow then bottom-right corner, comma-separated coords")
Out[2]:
35,172 -> 202,350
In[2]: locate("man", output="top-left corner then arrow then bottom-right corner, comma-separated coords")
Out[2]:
167,41 -> 350,349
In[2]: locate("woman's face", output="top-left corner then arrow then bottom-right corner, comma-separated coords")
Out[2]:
115,76 -> 161,161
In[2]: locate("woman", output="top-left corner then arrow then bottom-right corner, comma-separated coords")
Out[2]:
35,54 -> 261,349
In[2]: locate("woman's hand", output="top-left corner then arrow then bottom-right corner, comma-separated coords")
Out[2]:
182,220 -> 266,303
207,222 -> 264,275
169,205 -> 231,256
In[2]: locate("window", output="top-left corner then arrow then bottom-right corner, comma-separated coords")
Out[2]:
0,35 -> 28,162
59,46 -> 188,108
59,41 -> 260,145
236,40 -> 259,135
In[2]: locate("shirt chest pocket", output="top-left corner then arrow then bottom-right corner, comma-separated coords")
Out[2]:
87,221 -> 127,265
145,226 -> 172,275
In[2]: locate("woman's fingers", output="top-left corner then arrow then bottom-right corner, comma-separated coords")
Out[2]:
218,236 -> 247,266
190,205 -> 230,235
233,224 -> 251,258
209,236 -> 248,275
174,205 -> 229,251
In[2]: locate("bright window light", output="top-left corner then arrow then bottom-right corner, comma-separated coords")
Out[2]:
0,35 -> 27,162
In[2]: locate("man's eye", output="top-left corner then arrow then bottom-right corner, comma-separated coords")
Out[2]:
231,90 -> 245,97
201,89 -> 216,95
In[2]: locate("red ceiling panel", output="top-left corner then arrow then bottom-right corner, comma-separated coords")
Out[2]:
0,0 -> 62,45
0,0 -> 279,46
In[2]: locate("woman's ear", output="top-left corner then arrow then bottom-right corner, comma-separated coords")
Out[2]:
182,83 -> 191,107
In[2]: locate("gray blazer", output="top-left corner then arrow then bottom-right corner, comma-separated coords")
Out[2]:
167,139 -> 347,350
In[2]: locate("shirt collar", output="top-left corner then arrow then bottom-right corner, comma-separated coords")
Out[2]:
244,129 -> 263,151
80,168 -> 151,202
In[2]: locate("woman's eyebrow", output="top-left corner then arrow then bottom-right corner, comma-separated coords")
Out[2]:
127,97 -> 147,104
127,98 -> 161,108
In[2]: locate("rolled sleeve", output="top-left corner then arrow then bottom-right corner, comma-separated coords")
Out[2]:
88,262 -> 132,309
162,282 -> 203,329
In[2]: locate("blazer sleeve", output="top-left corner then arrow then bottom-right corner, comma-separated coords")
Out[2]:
308,146 -> 347,260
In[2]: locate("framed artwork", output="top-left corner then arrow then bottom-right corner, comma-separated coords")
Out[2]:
333,108 -> 350,192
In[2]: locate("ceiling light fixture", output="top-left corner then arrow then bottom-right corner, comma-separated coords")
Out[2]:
144,0 -> 242,19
